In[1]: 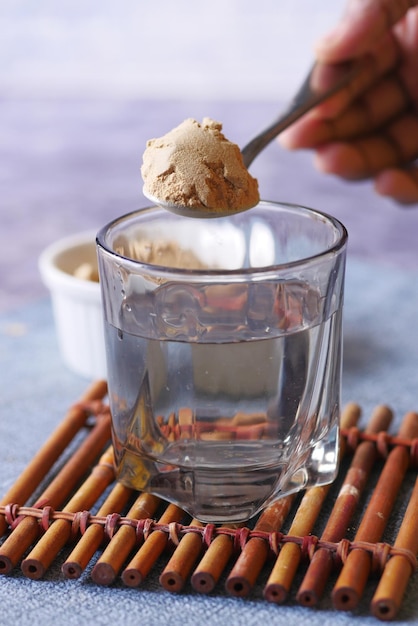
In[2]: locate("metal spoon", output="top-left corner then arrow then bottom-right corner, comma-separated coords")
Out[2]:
143,60 -> 360,218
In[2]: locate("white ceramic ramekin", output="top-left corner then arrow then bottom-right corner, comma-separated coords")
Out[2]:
38,231 -> 107,379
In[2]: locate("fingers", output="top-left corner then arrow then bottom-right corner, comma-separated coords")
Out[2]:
375,166 -> 418,204
279,32 -> 402,147
313,112 -> 418,179
313,143 -> 364,180
315,0 -> 418,63
280,73 -> 410,149
282,0 -> 418,205
310,33 -> 401,120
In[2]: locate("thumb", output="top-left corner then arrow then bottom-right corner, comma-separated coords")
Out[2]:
315,0 -> 418,63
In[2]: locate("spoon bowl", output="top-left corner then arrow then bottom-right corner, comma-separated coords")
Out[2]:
143,60 -> 361,218
142,190 -> 256,219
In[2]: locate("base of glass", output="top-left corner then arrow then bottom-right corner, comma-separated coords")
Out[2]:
115,424 -> 340,524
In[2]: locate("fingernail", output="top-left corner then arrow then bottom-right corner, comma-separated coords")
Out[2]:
314,25 -> 344,54
278,129 -> 293,147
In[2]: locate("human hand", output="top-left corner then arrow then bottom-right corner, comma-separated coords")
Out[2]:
280,0 -> 418,205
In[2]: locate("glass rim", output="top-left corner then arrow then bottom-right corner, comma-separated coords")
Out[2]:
96,201 -> 348,278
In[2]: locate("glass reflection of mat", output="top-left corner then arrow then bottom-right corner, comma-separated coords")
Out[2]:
0,380 -> 416,622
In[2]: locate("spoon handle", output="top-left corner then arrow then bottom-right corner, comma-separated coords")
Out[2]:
241,61 -> 360,168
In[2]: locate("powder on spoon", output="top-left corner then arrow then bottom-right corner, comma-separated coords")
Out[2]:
141,117 -> 259,213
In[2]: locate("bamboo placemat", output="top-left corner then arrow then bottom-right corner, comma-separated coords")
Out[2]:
1,380 -> 417,621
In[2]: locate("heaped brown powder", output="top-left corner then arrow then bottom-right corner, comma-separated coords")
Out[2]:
125,238 -> 207,269
141,118 -> 260,213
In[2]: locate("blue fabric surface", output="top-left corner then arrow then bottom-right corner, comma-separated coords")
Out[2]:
1,257 -> 417,626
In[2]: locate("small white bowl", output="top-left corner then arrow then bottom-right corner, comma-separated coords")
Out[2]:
38,231 -> 107,379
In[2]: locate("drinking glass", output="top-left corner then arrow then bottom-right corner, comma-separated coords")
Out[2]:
97,201 -> 348,523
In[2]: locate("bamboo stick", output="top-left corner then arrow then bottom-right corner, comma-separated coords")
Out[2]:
0,407 -> 111,575
293,404 -> 393,607
371,477 -> 418,620
121,503 -> 185,587
20,446 -> 116,579
159,519 -> 204,592
91,491 -> 161,585
191,524 -> 242,594
264,401 -> 363,603
225,496 -> 295,597
62,481 -> 133,578
0,379 -> 107,538
21,447 -> 115,580
332,411 -> 418,610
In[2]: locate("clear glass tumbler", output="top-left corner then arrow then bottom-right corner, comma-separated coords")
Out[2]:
97,201 -> 348,523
